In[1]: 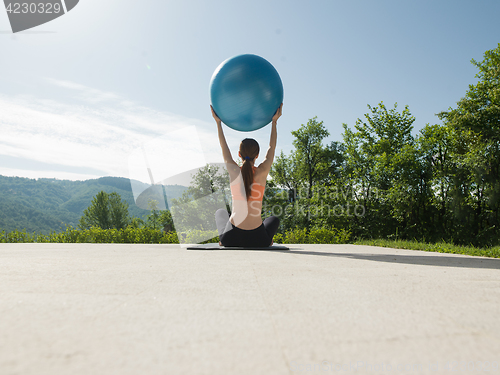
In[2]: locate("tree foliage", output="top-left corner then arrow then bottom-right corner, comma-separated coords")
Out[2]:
79,191 -> 131,230
264,43 -> 500,247
438,43 -> 500,141
291,117 -> 331,198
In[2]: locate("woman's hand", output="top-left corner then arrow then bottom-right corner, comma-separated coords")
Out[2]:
210,105 -> 222,126
272,103 -> 283,124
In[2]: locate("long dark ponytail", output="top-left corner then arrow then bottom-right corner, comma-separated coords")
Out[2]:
239,138 -> 260,200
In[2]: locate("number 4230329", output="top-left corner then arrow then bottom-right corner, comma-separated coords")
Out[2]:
5,2 -> 62,14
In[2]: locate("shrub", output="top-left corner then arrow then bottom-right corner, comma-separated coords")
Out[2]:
283,227 -> 308,244
308,227 -> 351,244
0,227 -> 181,244
274,227 -> 351,244
183,230 -> 219,244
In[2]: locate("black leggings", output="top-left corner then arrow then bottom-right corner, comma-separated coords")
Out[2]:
215,209 -> 280,247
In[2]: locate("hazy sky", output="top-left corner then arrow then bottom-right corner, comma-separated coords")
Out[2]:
1,0 -> 499,182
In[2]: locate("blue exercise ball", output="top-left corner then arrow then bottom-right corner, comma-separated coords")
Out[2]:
210,54 -> 284,132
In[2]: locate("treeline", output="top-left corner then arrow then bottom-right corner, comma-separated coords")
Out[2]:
0,226 -> 349,245
0,227 -> 179,244
265,44 -> 500,247
0,176 -> 186,233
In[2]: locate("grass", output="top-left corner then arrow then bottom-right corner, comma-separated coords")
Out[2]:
2,227 -> 499,258
355,238 -> 500,258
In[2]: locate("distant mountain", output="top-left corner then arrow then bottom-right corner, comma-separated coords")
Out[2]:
0,175 -> 187,234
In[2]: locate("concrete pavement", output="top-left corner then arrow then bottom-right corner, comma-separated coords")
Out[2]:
0,243 -> 499,375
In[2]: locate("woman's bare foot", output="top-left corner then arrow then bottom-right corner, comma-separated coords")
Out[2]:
219,241 -> 222,246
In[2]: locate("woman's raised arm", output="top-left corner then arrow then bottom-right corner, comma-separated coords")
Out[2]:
211,105 -> 237,165
259,103 -> 282,173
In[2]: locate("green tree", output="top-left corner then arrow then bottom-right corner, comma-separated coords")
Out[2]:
145,200 -> 161,230
324,141 -> 346,183
128,217 -> 145,228
341,102 -> 419,238
353,102 -> 415,189
270,150 -> 301,201
438,43 -> 500,245
267,117 -> 333,230
144,200 -> 175,232
417,124 -> 453,237
79,191 -> 130,230
108,192 -> 130,230
438,43 -> 500,141
291,117 -> 330,198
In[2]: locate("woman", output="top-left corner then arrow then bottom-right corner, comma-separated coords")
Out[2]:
211,103 -> 283,247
